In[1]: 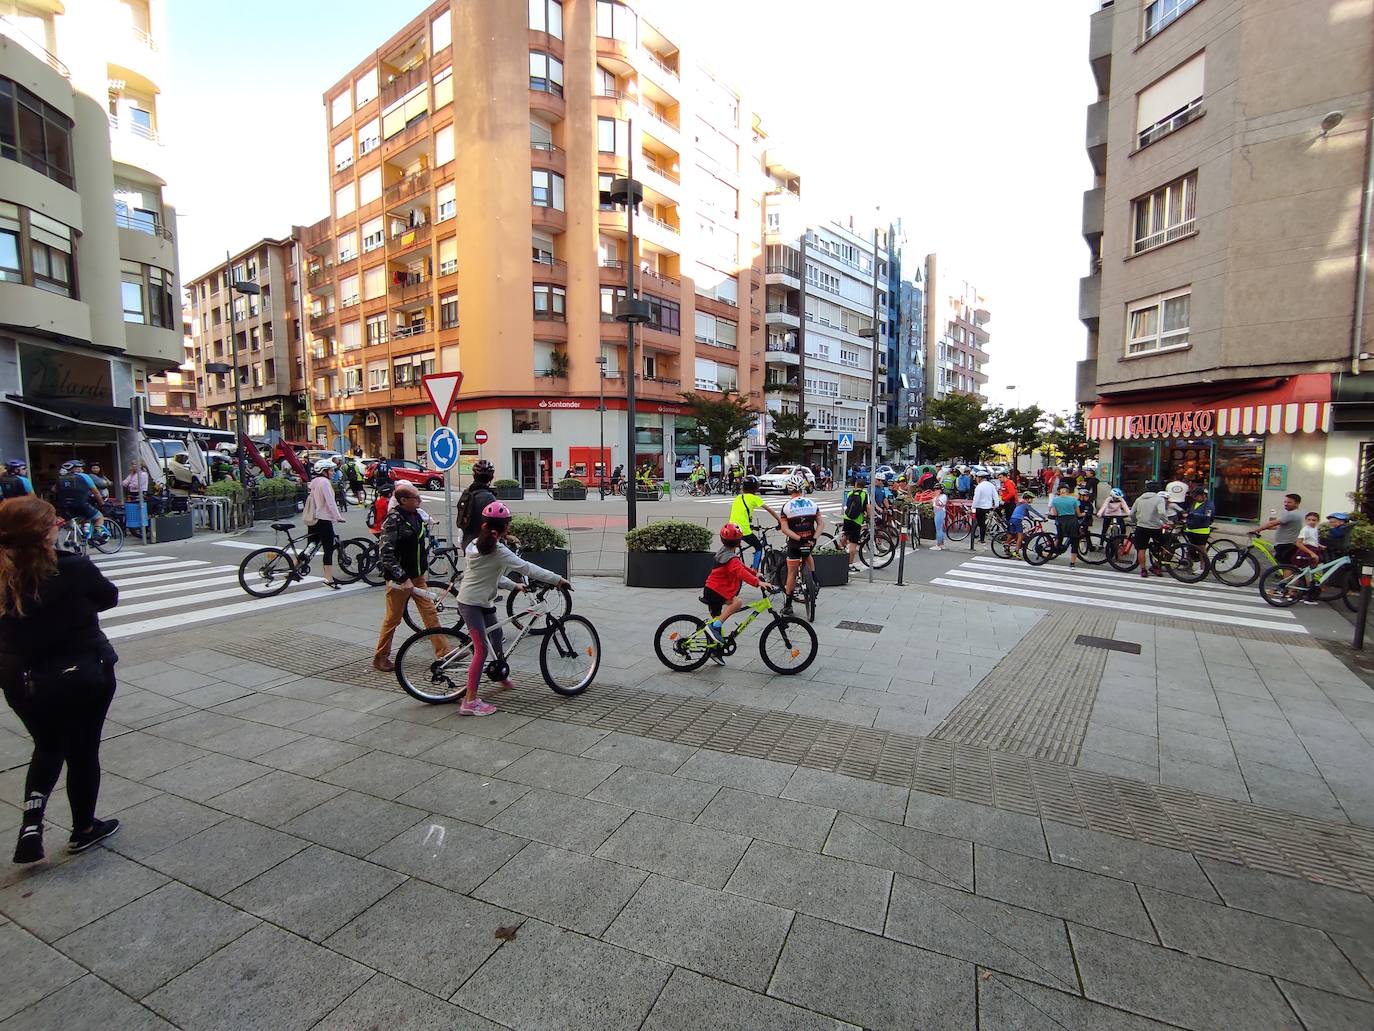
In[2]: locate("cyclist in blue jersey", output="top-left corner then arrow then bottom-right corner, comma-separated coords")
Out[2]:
54,461 -> 107,541
778,472 -> 823,615
0,460 -> 34,500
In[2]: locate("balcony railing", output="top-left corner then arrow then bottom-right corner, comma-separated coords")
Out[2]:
0,15 -> 69,77
1133,217 -> 1196,255
309,311 -> 335,331
381,61 -> 429,104
640,267 -> 680,289
389,274 -> 431,300
390,222 -> 431,251
393,321 -> 428,338
641,214 -> 679,236
766,264 -> 800,278
530,141 -> 564,156
766,340 -> 798,354
766,304 -> 800,317
129,25 -> 158,51
385,169 -> 430,205
641,49 -> 679,80
639,108 -> 680,138
533,256 -> 567,273
114,210 -> 173,241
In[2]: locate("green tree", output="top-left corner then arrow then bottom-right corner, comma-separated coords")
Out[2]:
917,392 -> 1009,462
679,390 -> 758,471
884,424 -> 914,459
1000,405 -> 1045,472
1039,409 -> 1099,466
768,409 -> 814,462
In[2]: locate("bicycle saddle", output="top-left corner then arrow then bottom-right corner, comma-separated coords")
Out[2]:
271,522 -> 295,532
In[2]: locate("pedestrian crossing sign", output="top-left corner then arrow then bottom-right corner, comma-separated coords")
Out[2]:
837,433 -> 854,452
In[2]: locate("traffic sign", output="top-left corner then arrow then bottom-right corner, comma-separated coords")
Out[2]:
474,428 -> 489,445
837,432 -> 854,453
428,426 -> 459,471
421,371 -> 464,423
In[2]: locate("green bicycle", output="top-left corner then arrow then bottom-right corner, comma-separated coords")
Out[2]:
1258,553 -> 1359,610
653,587 -> 818,675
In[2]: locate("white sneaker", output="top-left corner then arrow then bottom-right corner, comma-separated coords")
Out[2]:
848,563 -> 861,572
931,545 -> 944,551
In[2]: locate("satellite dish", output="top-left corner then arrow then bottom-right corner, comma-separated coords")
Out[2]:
1320,111 -> 1344,136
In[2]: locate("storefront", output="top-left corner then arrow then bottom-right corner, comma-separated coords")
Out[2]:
1086,375 -> 1333,523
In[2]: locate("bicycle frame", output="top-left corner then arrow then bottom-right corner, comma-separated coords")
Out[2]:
1273,553 -> 1350,589
674,595 -> 776,652
429,592 -> 549,675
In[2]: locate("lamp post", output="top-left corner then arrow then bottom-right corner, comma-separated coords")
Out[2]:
608,125 -> 648,530
217,250 -> 260,489
595,354 -> 608,492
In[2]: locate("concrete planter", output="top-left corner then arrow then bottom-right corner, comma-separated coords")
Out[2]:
493,486 -> 525,501
625,550 -> 714,588
635,490 -> 660,502
552,487 -> 587,501
916,514 -> 937,540
520,549 -> 570,578
813,553 -> 850,587
151,512 -> 193,543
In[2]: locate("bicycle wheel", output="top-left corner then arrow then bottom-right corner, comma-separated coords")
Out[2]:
1075,532 -> 1111,566
1211,547 -> 1260,587
404,585 -> 464,633
1160,540 -> 1208,584
92,520 -> 124,554
989,531 -> 1011,560
426,547 -> 460,584
539,614 -> 600,696
1259,564 -> 1305,608
237,547 -> 297,598
868,527 -> 897,569
759,615 -> 819,675
395,628 -> 474,704
1106,535 -> 1138,572
803,567 -> 818,623
333,539 -> 370,585
654,614 -> 712,672
361,543 -> 386,586
1023,532 -> 1058,566
674,481 -> 689,496
507,585 -> 573,635
1341,570 -> 1362,612
1318,565 -> 1354,603
944,514 -> 970,542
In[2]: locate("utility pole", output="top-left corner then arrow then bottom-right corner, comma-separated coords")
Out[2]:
226,249 -> 252,488
867,223 -> 882,584
611,118 -> 648,529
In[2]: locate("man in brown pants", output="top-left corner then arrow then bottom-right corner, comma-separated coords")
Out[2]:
373,482 -> 444,671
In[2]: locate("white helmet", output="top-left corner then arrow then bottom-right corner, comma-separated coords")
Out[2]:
313,459 -> 335,474
785,472 -> 808,492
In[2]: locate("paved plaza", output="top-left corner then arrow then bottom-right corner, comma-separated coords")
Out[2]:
1,566 -> 1373,1029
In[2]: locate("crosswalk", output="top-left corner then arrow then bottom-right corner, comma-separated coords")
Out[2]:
91,550 -> 365,641
929,556 -> 1306,634
683,494 -> 847,518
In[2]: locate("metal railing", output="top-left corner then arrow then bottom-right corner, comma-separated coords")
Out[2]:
381,61 -> 429,104
390,222 -> 431,251
641,214 -> 679,236
1133,217 -> 1196,255
1137,98 -> 1202,149
640,267 -> 681,289
641,49 -> 679,79
385,169 -> 430,205
393,321 -> 428,338
765,340 -> 798,353
0,16 -> 68,77
129,25 -> 158,51
114,210 -> 173,241
766,304 -> 800,317
530,141 -> 565,155
533,256 -> 567,272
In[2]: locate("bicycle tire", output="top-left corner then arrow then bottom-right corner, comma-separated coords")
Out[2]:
1023,532 -> 1058,566
331,539 -> 367,585
404,585 -> 463,633
803,568 -> 818,623
1106,536 -> 1138,572
944,516 -> 971,542
759,615 -> 818,675
1074,532 -> 1109,566
1211,548 -> 1260,588
654,614 -> 712,672
1341,571 -> 1361,612
361,545 -> 386,587
868,528 -> 897,569
92,521 -> 124,554
507,585 -> 573,636
237,547 -> 297,598
1160,540 -> 1208,584
539,614 -> 600,696
1259,564 -> 1305,608
1317,565 -> 1353,603
989,531 -> 1011,560
395,627 -> 473,703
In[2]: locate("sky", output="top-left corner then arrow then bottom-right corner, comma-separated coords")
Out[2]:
166,0 -> 1099,414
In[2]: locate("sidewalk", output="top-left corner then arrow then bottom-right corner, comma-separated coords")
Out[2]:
0,580 -> 1372,1028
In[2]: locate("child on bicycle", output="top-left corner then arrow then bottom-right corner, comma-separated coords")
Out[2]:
1097,488 -> 1129,538
1296,511 -> 1323,566
728,475 -> 780,569
1007,493 -> 1034,558
701,523 -> 773,665
454,501 -> 571,716
779,473 -> 823,614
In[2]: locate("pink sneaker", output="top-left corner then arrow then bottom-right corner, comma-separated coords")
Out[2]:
459,698 -> 497,717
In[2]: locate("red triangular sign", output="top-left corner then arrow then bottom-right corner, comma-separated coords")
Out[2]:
422,371 -> 463,423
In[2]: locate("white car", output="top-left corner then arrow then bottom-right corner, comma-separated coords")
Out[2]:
757,464 -> 816,494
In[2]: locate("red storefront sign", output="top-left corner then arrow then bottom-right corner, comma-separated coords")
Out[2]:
1086,375 -> 1332,441
1126,409 -> 1214,438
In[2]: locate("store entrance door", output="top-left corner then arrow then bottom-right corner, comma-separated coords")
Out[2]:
1117,443 -> 1158,501
514,448 -> 553,490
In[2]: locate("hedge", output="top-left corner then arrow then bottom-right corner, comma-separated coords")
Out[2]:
625,520 -> 712,553
510,514 -> 568,552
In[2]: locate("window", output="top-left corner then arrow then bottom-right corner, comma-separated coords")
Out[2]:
358,118 -> 380,155
121,262 -> 143,322
1143,0 -> 1199,42
596,0 -> 635,41
359,168 -> 381,204
513,408 -> 551,433
645,295 -> 679,334
600,286 -> 626,320
330,90 -> 351,127
437,183 -> 456,222
432,9 -> 451,51
382,85 -> 428,139
529,0 -> 563,37
595,65 -> 618,98
598,173 -> 616,210
363,265 -> 385,300
531,170 -> 565,210
532,231 -> 556,265
0,203 -> 21,283
339,273 -> 359,307
1132,171 -> 1197,254
333,137 -> 353,172
434,67 -> 453,109
529,52 -> 564,96
118,259 -> 174,325
362,216 -> 384,253
440,292 -> 458,329
439,236 -> 457,276
1136,53 -> 1205,149
340,321 -> 362,352
695,358 -> 720,391
335,182 -> 355,218
597,117 -> 622,154
343,367 -> 363,393
356,67 -> 378,107
29,210 -> 74,297
1127,288 -> 1190,355
695,311 -> 737,348
533,284 -> 566,320
367,360 -> 389,391
806,264 -> 840,294
436,125 -> 454,166
337,231 -> 357,262
0,77 -> 75,188
250,327 -> 261,351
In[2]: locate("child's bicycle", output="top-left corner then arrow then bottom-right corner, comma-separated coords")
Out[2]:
394,583 -> 599,702
653,586 -> 818,675
1258,553 -> 1358,610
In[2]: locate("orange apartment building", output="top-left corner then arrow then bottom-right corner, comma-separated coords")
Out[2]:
145,308 -> 203,421
304,0 -> 786,487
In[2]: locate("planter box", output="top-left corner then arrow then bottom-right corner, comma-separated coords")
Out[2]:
552,487 -> 587,501
520,549 -> 570,578
813,553 -> 850,587
626,550 -> 714,588
493,486 -> 525,501
916,514 -> 937,540
151,512 -> 193,543
635,490 -> 660,502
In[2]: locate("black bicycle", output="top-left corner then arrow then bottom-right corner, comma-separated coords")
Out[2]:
756,525 -> 819,623
238,522 -> 362,597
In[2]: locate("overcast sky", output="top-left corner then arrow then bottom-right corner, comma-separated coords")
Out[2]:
166,0 -> 1098,413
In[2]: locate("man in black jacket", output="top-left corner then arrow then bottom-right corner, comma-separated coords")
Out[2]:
372,483 -> 442,671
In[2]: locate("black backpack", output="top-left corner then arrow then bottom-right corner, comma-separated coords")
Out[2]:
0,475 -> 25,500
457,484 -> 495,537
845,488 -> 867,520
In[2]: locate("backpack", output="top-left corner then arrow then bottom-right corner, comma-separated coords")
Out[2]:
457,484 -> 494,537
0,475 -> 25,500
845,488 -> 867,521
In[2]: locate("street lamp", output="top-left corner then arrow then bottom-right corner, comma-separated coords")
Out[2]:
595,354 -> 608,492
216,250 -> 260,489
606,134 -> 648,529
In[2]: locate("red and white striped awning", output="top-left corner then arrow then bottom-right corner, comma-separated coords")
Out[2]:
1085,375 -> 1332,441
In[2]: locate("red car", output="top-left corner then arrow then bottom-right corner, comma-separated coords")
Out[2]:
365,459 -> 445,491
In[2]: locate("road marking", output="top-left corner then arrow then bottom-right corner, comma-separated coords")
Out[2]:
107,580 -> 326,619
91,553 -> 178,566
959,558 -> 1277,605
105,582 -> 367,640
103,560 -> 212,579
959,554 -> 1247,594
213,540 -> 281,551
118,576 -> 247,600
104,565 -> 241,587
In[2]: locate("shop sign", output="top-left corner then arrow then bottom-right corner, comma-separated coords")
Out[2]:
1127,408 -> 1214,438
364,412 -> 380,427
538,399 -> 587,410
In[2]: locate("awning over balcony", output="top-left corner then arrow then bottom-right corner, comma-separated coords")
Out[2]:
1084,375 -> 1331,441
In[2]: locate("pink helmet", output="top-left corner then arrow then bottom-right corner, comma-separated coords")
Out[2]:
481,500 -> 512,521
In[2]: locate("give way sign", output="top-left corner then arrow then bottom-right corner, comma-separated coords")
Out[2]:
421,371 -> 463,423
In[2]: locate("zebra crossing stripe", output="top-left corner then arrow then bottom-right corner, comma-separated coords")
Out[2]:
104,582 -> 367,640
106,580 -> 325,620
958,559 -> 1277,607
104,565 -> 240,588
91,553 -> 177,566
214,540 -> 278,551
118,576 -> 245,600
102,560 -> 212,580
962,556 -> 1246,595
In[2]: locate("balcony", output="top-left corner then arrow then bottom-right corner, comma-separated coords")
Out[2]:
1085,100 -> 1107,175
1078,275 -> 1101,329
764,379 -> 800,395
393,321 -> 429,339
390,222 -> 431,255
308,265 -> 334,290
381,61 -> 429,106
300,220 -> 332,254
639,160 -> 680,199
390,276 -> 432,307
530,141 -> 567,174
765,304 -> 800,329
639,108 -> 682,151
532,256 -> 568,284
1089,2 -> 1113,94
310,311 -> 335,333
1082,187 -> 1104,242
640,267 -> 680,292
638,213 -> 681,254
765,264 -> 800,289
639,48 -> 680,90
532,204 -> 568,233
114,209 -> 173,241
1076,358 -> 1098,406
385,169 -> 430,206
0,15 -> 69,77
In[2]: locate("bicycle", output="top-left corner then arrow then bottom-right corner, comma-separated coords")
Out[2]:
337,536 -> 384,586
755,525 -> 819,623
653,586 -> 818,675
237,522 -> 362,597
942,502 -> 975,542
58,515 -> 124,555
394,588 -> 599,702
1103,528 -> 1209,583
1206,532 -> 1278,588
1258,553 -> 1358,610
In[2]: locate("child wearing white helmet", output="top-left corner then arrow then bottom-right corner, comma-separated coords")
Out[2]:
1097,486 -> 1130,538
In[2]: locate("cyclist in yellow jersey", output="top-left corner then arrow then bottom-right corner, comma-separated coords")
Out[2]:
729,475 -> 781,570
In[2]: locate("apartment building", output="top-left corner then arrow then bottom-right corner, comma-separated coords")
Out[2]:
892,266 -> 926,434
0,0 -> 184,485
924,253 -> 990,403
1077,0 -> 1372,522
146,309 -> 201,420
305,0 -> 772,487
186,234 -> 308,442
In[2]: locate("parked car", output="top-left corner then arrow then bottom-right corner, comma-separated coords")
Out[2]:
366,458 -> 445,491
874,464 -> 898,482
757,464 -> 816,494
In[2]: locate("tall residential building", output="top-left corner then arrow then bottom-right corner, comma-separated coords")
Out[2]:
893,268 -> 926,433
0,1 -> 184,484
186,234 -> 308,443
924,253 -> 990,402
146,306 -> 201,420
1077,0 -> 1371,522
305,0 -> 773,486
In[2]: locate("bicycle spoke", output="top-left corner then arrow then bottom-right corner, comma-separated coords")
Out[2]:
540,615 -> 599,696
396,629 -> 473,703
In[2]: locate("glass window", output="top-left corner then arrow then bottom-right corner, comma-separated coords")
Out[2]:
29,211 -> 72,296
597,117 -> 621,154
330,90 -> 351,127
1213,438 -> 1264,521
529,52 -> 564,96
335,182 -> 355,218
358,117 -> 380,154
433,67 -> 453,109
356,67 -> 379,107
513,408 -> 551,433
645,295 -> 679,334
600,285 -> 626,319
1132,172 -> 1197,254
441,292 -> 458,329
437,182 -> 456,222
333,137 -> 353,172
529,0 -> 563,37
596,0 -> 635,41
0,77 -> 74,188
363,217 -> 384,252
436,125 -> 454,166
359,168 -> 381,204
432,9 -> 451,51
363,265 -> 385,300
0,202 -> 20,283
531,170 -> 565,210
533,283 -> 566,318
337,230 -> 357,262
121,260 -> 144,323
1127,288 -> 1190,355
439,236 -> 457,275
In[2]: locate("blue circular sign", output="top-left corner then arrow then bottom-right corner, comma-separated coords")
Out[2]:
428,427 -> 459,471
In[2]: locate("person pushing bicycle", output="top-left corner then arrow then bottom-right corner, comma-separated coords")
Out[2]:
701,523 -> 773,666
779,473 -> 822,615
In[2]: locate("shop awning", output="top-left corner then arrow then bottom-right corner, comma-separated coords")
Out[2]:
1085,375 -> 1331,441
141,414 -> 236,441
4,394 -> 132,431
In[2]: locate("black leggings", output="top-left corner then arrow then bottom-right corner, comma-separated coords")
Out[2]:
975,507 -> 991,542
4,662 -> 116,831
308,520 -> 337,564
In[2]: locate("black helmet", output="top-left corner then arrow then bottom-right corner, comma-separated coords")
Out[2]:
743,475 -> 759,492
1145,480 -> 1164,492
376,479 -> 395,496
473,459 -> 495,479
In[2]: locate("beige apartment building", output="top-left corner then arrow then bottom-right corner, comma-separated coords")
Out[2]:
925,253 -> 989,403
186,234 -> 309,443
305,0 -> 774,486
1078,0 -> 1374,521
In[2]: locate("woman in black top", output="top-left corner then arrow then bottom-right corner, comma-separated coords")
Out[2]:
0,496 -> 121,863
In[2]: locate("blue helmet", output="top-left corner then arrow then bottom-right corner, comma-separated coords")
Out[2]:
1328,512 -> 1351,522
5,459 -> 25,472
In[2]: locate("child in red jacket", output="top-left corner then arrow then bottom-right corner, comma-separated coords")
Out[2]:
702,523 -> 773,665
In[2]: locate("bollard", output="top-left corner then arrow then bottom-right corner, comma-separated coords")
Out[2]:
896,525 -> 908,586
1355,565 -> 1373,650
